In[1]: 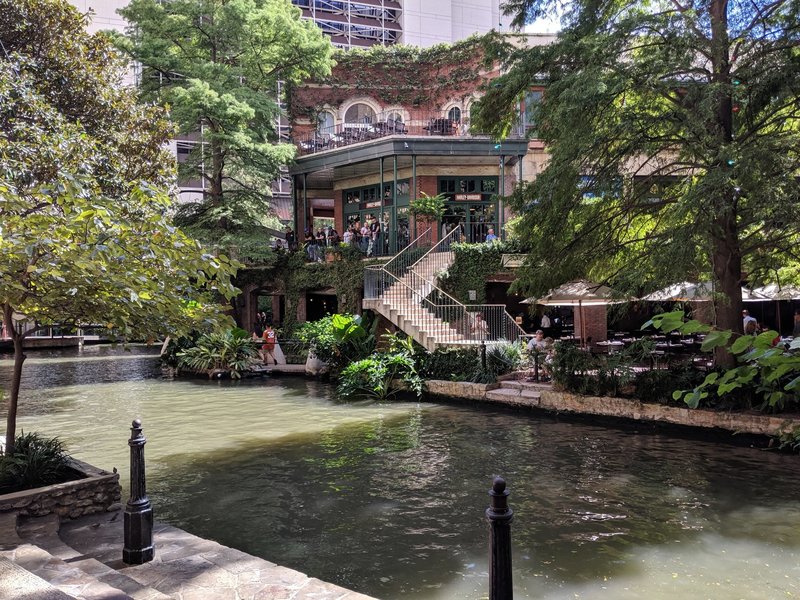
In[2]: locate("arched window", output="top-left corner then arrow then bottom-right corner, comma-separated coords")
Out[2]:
344,103 -> 376,124
447,106 -> 462,123
317,111 -> 335,134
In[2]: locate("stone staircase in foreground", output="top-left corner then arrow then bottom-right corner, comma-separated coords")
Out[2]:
0,512 -> 374,600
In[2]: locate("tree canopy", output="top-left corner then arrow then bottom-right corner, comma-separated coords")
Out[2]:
113,0 -> 335,246
0,0 -> 239,453
475,0 -> 800,356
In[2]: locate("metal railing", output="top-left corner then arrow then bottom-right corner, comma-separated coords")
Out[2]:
295,108 -> 526,155
365,226 -> 525,347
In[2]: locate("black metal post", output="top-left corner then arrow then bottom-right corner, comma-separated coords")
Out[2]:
481,341 -> 487,371
533,351 -> 540,382
123,419 -> 154,564
486,476 -> 513,600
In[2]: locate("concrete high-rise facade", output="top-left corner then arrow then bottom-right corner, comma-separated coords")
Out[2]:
291,0 -> 502,48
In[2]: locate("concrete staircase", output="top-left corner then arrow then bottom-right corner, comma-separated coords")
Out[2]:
364,251 -> 465,352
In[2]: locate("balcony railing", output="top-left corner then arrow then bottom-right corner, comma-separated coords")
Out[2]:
295,109 -> 526,156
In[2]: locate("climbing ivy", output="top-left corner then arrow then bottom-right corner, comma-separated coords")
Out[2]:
288,32 -> 502,116
439,241 -> 518,304
232,249 -> 373,332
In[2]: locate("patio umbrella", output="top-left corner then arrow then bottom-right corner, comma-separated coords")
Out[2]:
641,281 -> 770,302
523,280 -> 631,344
751,284 -> 800,332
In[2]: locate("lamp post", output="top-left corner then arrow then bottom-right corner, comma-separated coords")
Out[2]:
123,419 -> 154,564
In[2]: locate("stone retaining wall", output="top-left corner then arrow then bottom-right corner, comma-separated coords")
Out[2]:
423,380 -> 498,400
0,459 -> 121,522
534,390 -> 800,437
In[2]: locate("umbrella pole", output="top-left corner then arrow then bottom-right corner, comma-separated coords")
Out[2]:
777,300 -> 782,334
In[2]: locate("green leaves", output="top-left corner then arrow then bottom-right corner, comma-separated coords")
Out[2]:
116,0 -> 334,245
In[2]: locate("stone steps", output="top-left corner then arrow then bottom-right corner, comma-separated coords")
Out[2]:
484,381 -> 549,407
3,515 -> 170,600
0,553 -> 77,600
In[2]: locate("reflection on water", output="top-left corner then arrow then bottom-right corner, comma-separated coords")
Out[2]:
2,347 -> 800,599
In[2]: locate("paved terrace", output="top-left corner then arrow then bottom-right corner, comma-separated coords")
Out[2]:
1,511 -> 375,600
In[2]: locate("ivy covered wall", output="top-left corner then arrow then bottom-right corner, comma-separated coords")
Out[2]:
287,32 -> 502,132
232,247 -> 370,332
438,242 -> 518,304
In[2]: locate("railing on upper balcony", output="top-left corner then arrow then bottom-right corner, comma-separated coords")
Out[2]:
295,108 -> 526,156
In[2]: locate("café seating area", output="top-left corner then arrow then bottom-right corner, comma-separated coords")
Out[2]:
295,109 -> 495,155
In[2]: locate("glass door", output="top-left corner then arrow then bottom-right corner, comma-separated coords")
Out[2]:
467,203 -> 497,243
442,204 -> 467,241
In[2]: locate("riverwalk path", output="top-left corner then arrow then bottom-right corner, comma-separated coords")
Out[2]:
1,510 -> 375,600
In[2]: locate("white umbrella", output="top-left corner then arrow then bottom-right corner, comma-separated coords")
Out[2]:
524,280 -> 631,344
642,281 -> 770,302
751,284 -> 800,301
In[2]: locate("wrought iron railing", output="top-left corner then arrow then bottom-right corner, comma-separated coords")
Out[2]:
365,226 -> 525,347
295,108 -> 526,155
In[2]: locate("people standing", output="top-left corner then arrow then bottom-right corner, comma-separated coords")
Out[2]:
285,227 -> 296,251
485,228 -> 498,242
261,324 -> 277,365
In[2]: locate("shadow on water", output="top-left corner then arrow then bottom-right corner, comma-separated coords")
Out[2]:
151,403 -> 800,599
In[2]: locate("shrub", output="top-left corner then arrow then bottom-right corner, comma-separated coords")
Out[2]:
177,329 -> 260,378
0,432 -> 75,494
296,313 -> 377,375
337,351 -> 423,401
419,346 -> 480,381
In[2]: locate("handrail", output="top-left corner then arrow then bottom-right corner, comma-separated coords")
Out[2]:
411,224 -> 461,270
383,226 -> 431,275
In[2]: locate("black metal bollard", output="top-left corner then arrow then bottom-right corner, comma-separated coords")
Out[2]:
123,419 -> 154,564
486,476 -> 513,600
481,341 -> 487,371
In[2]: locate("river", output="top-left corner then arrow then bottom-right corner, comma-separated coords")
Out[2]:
1,345 -> 799,599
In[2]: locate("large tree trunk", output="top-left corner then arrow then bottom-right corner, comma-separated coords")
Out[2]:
3,304 -> 26,455
711,212 -> 743,368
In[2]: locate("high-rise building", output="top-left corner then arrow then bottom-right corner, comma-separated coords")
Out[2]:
291,0 -> 501,48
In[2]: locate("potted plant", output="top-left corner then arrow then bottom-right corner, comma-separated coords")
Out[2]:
409,192 -> 446,225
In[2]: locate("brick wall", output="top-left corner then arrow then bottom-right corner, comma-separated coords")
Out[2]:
573,305 -> 608,344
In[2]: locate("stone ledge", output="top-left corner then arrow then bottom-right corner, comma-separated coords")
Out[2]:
0,458 -> 121,521
534,389 -> 800,438
424,379 -> 499,401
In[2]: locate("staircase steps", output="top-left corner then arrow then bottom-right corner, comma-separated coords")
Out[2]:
0,553 -> 77,600
0,515 -> 171,600
484,380 -> 550,407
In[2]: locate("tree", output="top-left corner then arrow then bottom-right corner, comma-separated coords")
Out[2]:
0,0 -> 239,454
113,0 -> 334,246
474,0 -> 800,366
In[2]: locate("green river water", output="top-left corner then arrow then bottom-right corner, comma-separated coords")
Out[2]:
1,345 -> 800,599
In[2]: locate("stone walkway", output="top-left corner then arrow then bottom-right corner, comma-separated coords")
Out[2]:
1,511 -> 376,600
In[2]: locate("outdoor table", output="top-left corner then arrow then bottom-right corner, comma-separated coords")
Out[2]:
596,341 -> 625,353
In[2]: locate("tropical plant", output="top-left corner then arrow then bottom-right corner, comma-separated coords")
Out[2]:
337,351 -> 423,401
177,329 -> 260,378
409,192 -> 446,223
472,341 -> 525,384
647,310 -> 800,410
0,432 -> 74,494
0,0 -> 238,455
296,313 -> 377,374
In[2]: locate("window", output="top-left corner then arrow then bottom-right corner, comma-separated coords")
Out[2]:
447,106 -> 462,123
522,90 -> 543,135
344,103 -> 376,124
317,111 -> 335,135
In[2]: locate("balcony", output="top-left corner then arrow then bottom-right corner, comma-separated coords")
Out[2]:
294,109 -> 525,156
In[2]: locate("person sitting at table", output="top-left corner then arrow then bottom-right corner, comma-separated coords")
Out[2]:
743,310 -> 758,335
527,330 -> 546,352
